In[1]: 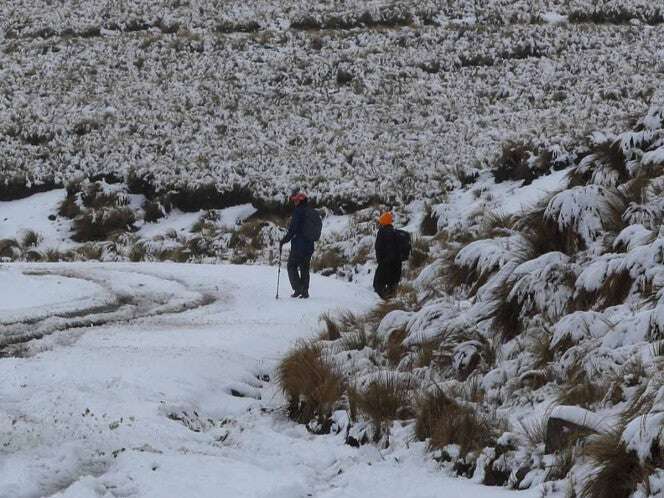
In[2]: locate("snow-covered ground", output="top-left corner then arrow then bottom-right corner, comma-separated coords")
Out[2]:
0,263 -> 538,498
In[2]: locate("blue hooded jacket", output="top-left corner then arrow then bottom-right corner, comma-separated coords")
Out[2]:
282,203 -> 315,257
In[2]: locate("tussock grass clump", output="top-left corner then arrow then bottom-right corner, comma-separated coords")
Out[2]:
592,139 -> 629,184
75,243 -> 104,261
489,281 -> 523,342
312,247 -> 345,273
323,310 -> 376,352
514,203 -> 569,257
414,339 -> 440,369
128,242 -> 148,262
278,341 -> 345,425
339,329 -> 371,352
414,388 -> 458,441
420,206 -> 439,236
349,244 -> 371,266
58,194 -> 81,218
385,328 -> 408,367
528,327 -> 555,369
158,247 -> 190,263
620,173 -> 654,205
72,207 -> 136,242
143,199 -> 166,223
575,269 -> 634,312
409,237 -> 431,271
350,373 -> 416,440
581,430 -> 650,498
493,142 -> 532,183
80,182 -> 128,209
547,446 -> 577,482
20,230 -> 42,248
556,361 -> 607,409
416,388 -> 502,457
24,249 -> 44,262
598,269 -> 633,309
228,220 -> 265,259
437,244 -> 467,295
44,248 -> 64,262
492,141 -> 553,185
479,212 -> 515,236
0,239 -> 20,259
319,312 -> 341,341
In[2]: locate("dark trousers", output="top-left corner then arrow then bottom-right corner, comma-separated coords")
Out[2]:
373,260 -> 402,299
288,253 -> 312,294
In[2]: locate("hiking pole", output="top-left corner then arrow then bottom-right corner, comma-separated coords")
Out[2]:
276,246 -> 282,300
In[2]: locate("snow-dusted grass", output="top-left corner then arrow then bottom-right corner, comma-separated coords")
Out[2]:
269,106 -> 664,496
2,1 -> 663,207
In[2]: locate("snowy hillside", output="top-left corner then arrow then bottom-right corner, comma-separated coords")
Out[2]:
2,0 -> 664,207
3,2 -> 664,497
275,106 -> 664,497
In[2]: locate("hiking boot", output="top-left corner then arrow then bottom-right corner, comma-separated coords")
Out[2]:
299,291 -> 309,299
291,291 -> 301,298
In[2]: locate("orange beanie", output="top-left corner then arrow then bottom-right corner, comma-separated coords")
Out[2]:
378,212 -> 394,226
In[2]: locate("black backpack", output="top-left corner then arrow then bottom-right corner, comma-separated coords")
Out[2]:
395,229 -> 411,262
302,207 -> 323,241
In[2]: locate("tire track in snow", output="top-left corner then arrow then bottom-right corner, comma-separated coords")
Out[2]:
0,266 -> 217,356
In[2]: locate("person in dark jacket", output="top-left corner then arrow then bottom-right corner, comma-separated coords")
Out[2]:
280,192 -> 315,299
373,211 -> 402,299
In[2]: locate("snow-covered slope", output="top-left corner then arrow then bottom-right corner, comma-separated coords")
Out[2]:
2,1 -> 663,206
271,106 -> 664,497
0,263 -> 539,498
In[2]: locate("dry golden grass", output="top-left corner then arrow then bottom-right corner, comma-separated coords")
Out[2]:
44,248 -> 64,262
72,207 -> 136,242
350,373 -> 417,440
547,446 -> 577,482
420,206 -> 439,236
228,219 -> 264,251
437,244 -> 467,295
413,339 -> 440,369
409,236 -> 431,271
74,243 -> 104,261
311,247 -> 345,272
20,230 -> 42,248
58,192 -> 82,219
515,204 -> 570,257
278,341 -> 345,425
489,281 -> 523,342
556,360 -> 607,409
581,429 -> 651,498
414,388 -> 457,441
317,310 -> 377,352
574,269 -> 634,313
528,327 -> 555,369
349,244 -> 371,266
142,199 -> 166,223
429,401 -> 502,457
599,269 -> 633,309
319,312 -> 341,341
385,328 -> 408,367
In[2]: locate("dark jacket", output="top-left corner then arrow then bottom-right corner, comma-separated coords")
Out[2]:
282,202 -> 315,257
375,224 -> 399,264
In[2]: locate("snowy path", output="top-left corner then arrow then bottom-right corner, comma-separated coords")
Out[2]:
0,264 -> 539,498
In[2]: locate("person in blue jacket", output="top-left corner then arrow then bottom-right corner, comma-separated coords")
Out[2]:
280,192 -> 315,299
